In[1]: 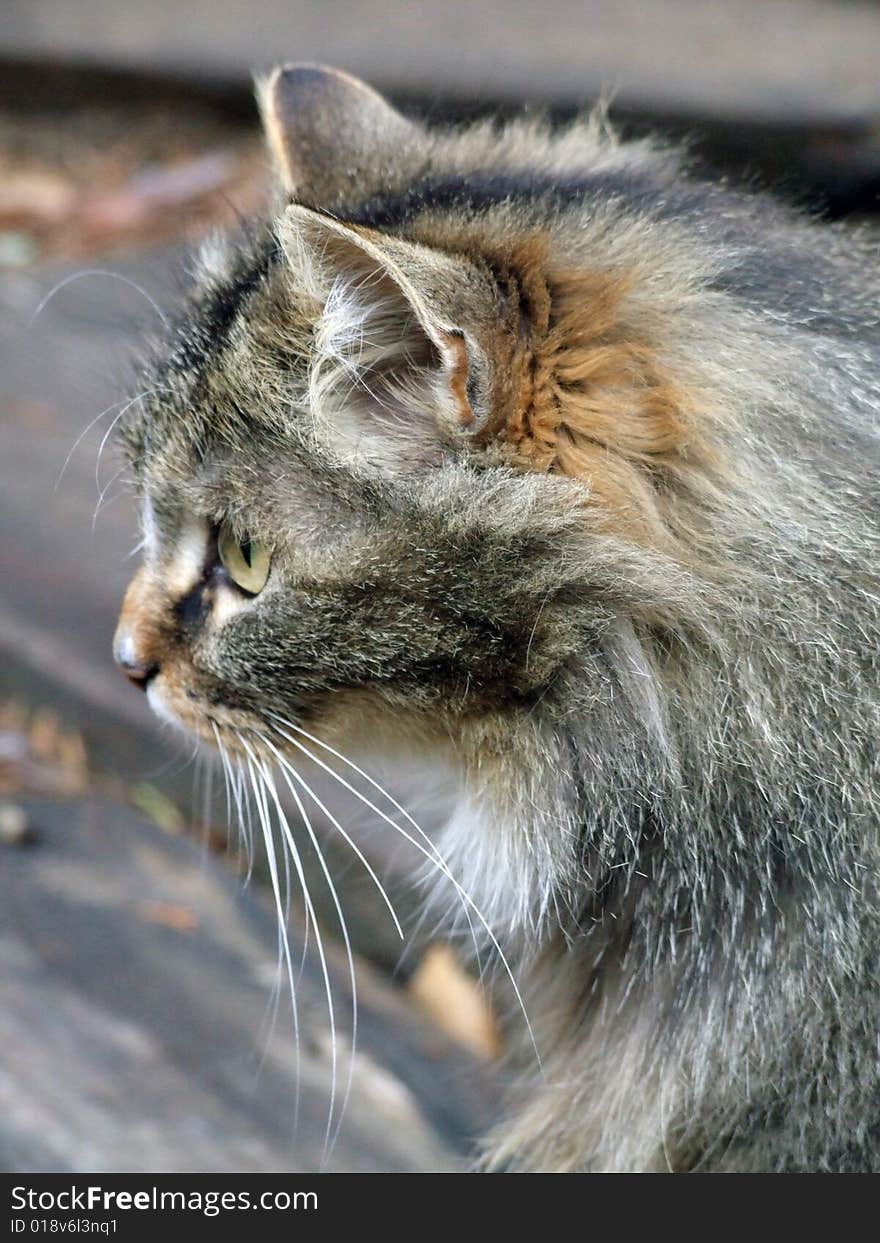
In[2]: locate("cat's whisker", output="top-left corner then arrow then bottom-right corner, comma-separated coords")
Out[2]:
280,774 -> 356,1150
94,407 -> 132,495
214,726 -> 245,868
201,743 -> 216,842
259,731 -> 404,940
91,466 -> 131,533
211,724 -> 236,862
265,710 -> 484,975
266,714 -> 541,1068
394,898 -> 450,979
243,741 -> 340,1162
224,749 -> 254,879
93,489 -> 130,524
232,759 -> 255,881
256,731 -> 360,1158
55,385 -> 172,493
242,759 -> 282,1033
190,749 -> 204,854
29,268 -> 171,330
255,734 -> 312,981
253,780 -> 339,1167
243,752 -> 285,1043
243,749 -> 301,1129
55,399 -> 132,493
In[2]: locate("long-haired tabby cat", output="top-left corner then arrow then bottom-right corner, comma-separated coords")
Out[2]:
112,64 -> 879,1172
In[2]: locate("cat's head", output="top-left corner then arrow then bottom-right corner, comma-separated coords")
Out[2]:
114,64 -> 719,781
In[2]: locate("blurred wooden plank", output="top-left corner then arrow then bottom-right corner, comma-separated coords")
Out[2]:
4,0 -> 880,126
0,796 -> 498,1171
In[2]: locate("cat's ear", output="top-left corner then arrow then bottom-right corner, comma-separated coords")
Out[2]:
280,203 -> 497,471
257,63 -> 422,206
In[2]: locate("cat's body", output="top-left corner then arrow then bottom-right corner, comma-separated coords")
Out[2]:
115,66 -> 879,1171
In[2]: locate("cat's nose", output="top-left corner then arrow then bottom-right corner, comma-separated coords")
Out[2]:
113,631 -> 159,692
114,568 -> 161,692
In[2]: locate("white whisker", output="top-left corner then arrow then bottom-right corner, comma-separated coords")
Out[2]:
266,713 -> 541,1068
30,268 -> 171,330
219,737 -> 256,884
214,726 -> 247,871
91,465 -> 131,532
257,731 -> 360,1157
55,399 -> 130,492
266,711 -> 485,969
243,738 -> 340,1162
260,733 -> 404,940
201,745 -> 215,836
95,408 -> 130,494
245,753 -> 288,1050
243,748 -> 301,1130
55,385 -> 172,492
212,725 -> 235,853
191,750 -> 204,849
230,755 -> 255,879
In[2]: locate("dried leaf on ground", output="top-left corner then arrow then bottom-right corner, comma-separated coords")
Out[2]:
408,943 -> 502,1059
0,699 -> 89,797
136,900 -> 198,933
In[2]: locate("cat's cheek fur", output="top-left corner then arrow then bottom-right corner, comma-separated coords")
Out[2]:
141,495 -> 160,561
145,677 -> 189,733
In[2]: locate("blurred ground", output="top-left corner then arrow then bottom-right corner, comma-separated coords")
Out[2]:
1,0 -> 879,1173
0,789 -> 498,1172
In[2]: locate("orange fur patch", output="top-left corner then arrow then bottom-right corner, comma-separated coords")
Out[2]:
480,238 -> 718,550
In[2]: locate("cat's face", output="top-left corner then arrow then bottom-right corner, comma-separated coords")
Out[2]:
114,386 -> 579,756
114,65 -> 703,772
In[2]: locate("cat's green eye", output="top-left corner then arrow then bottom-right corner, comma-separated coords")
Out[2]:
217,521 -> 271,596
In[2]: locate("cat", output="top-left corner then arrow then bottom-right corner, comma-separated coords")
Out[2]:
113,63 -> 879,1172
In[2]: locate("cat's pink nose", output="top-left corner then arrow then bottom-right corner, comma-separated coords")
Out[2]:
113,632 -> 159,692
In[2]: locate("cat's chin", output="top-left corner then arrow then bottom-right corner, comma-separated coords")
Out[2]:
145,679 -> 217,748
144,677 -> 256,754
145,679 -> 184,731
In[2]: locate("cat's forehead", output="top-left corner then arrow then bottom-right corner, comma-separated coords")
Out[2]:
130,376 -> 414,571
123,228 -> 308,475
137,431 -> 368,541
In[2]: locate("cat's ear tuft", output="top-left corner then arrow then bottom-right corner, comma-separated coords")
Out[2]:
280,204 -> 497,472
257,63 -> 421,206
